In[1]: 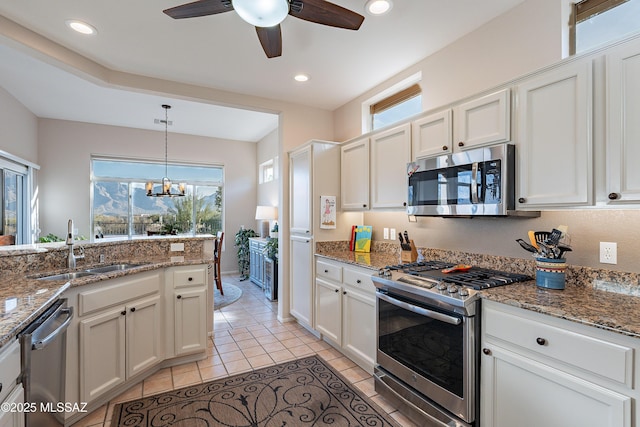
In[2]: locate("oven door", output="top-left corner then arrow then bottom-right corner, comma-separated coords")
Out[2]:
376,290 -> 476,423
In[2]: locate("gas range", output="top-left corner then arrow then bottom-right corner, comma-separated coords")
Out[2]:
372,260 -> 532,315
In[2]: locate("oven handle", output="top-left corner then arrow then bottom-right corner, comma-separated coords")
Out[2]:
378,292 -> 461,325
471,162 -> 479,204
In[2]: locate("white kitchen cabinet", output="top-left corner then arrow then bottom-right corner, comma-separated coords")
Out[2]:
315,258 -> 376,372
168,265 -> 208,356
0,340 -> 23,427
606,39 -> 640,204
289,145 -> 313,235
412,109 -> 453,159
341,137 -> 370,210
290,236 -> 314,328
370,123 -> 411,208
0,386 -> 24,427
481,300 -> 638,427
515,59 -> 593,208
80,294 -> 162,403
454,88 -> 511,151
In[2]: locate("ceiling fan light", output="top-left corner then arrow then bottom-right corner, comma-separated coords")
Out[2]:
232,0 -> 289,27
366,0 -> 393,15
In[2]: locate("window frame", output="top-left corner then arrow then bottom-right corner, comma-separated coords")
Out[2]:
0,150 -> 38,245
570,0 -> 632,55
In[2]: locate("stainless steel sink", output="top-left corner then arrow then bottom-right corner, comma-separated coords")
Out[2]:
37,271 -> 96,281
84,263 -> 147,274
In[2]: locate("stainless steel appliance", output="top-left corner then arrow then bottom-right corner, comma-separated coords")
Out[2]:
407,144 -> 535,217
19,299 -> 74,427
372,261 -> 530,427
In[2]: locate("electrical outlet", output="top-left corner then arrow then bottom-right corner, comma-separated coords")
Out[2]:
600,242 -> 617,264
383,227 -> 389,239
390,228 -> 397,241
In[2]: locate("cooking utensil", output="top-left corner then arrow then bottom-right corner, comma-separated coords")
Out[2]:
547,228 -> 563,245
528,230 -> 539,250
441,264 -> 472,273
404,231 -> 410,244
516,239 -> 537,253
557,244 -> 573,258
534,231 -> 550,245
399,232 -> 411,250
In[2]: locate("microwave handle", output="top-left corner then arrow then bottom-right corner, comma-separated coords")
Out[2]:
471,162 -> 479,204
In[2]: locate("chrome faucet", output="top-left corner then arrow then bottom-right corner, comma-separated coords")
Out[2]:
66,219 -> 85,269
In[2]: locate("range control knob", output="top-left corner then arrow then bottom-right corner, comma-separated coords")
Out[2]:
459,288 -> 470,297
447,285 -> 459,294
437,282 -> 448,291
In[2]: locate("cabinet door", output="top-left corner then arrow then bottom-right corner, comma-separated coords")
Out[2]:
341,137 -> 370,210
454,88 -> 510,150
342,287 -> 376,371
481,345 -> 630,427
80,307 -> 126,402
606,41 -> 640,203
315,277 -> 341,345
127,295 -> 162,378
516,61 -> 592,208
174,287 -> 208,356
290,236 -> 313,328
0,384 -> 24,427
370,123 -> 412,209
289,146 -> 312,234
412,109 -> 452,159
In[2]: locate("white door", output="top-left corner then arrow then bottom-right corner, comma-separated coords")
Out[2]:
412,109 -> 453,159
289,146 -> 312,235
80,307 -> 126,402
481,345 -> 630,427
341,137 -> 370,210
370,123 -> 412,209
315,277 -> 341,345
606,40 -> 640,203
516,61 -> 592,208
454,88 -> 510,150
127,295 -> 162,378
174,287 -> 207,356
290,236 -> 313,327
342,288 -> 376,371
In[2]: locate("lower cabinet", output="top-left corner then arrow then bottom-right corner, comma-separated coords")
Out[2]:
315,258 -> 376,372
290,236 -> 314,328
481,300 -> 637,427
168,265 -> 208,356
0,385 -> 24,427
0,340 -> 24,427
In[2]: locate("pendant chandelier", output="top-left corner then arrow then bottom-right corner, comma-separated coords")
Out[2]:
146,104 -> 185,197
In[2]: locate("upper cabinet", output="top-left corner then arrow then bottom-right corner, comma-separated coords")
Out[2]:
515,59 -> 593,209
289,145 -> 313,234
606,39 -> 640,204
341,124 -> 411,210
454,88 -> 511,151
412,109 -> 452,159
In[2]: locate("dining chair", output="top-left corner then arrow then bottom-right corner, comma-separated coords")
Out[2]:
214,231 -> 224,295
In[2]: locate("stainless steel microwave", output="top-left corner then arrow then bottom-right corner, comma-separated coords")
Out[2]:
407,144 -> 518,216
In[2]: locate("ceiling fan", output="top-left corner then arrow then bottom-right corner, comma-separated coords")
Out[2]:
163,0 -> 365,58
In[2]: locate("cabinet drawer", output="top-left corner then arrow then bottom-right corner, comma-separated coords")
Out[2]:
484,306 -> 633,387
0,340 -> 20,404
79,271 -> 161,317
316,260 -> 342,282
343,268 -> 374,292
173,266 -> 207,289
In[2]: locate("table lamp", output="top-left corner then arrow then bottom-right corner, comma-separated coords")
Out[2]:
255,206 -> 278,238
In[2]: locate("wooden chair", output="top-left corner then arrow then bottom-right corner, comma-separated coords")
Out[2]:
214,231 -> 224,295
0,235 -> 15,245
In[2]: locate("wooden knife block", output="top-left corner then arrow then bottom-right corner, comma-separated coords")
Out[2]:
401,240 -> 418,263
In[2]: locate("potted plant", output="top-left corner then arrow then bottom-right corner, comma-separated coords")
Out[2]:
263,237 -> 278,261
235,227 -> 258,280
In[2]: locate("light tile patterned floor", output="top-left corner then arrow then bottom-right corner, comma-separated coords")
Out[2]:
72,275 -> 417,427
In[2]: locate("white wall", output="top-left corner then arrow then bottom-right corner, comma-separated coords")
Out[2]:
256,128 -> 279,228
37,119 -> 257,273
0,86 -> 38,163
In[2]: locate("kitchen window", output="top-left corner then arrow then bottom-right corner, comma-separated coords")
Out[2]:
571,0 -> 640,54
370,83 -> 422,131
0,153 -> 37,245
91,157 -> 223,238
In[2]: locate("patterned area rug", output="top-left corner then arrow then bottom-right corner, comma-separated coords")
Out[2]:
111,356 -> 400,427
214,283 -> 242,310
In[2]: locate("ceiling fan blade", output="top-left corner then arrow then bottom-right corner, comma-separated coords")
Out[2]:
163,0 -> 233,19
256,25 -> 282,58
289,0 -> 364,30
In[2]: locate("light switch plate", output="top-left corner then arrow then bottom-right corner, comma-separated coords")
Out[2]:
390,228 -> 397,241
383,228 -> 389,239
170,243 -> 185,252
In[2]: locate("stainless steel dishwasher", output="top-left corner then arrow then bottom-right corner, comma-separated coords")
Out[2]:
19,299 -> 73,427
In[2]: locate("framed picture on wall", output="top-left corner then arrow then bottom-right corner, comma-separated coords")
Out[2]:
320,195 -> 336,229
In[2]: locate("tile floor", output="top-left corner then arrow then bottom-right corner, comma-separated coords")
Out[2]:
72,275 -> 418,427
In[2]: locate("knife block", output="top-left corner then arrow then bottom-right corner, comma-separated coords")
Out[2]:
401,240 -> 418,263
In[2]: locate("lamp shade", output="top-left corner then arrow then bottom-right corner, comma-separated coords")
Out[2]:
255,205 -> 278,220
233,0 -> 289,27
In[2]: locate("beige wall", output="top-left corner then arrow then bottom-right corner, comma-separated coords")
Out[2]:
0,86 -> 38,163
37,119 -> 257,273
256,128 -> 279,232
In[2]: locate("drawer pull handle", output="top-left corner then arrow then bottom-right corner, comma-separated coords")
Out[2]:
343,291 -> 347,295
518,197 -> 526,204
0,383 -> 2,393
608,192 -> 620,200
130,307 -> 136,312
442,145 -> 448,151
482,348 -> 491,356
334,289 -> 339,293
458,141 -> 465,147
121,311 -> 126,316
188,277 -> 193,281
356,279 -> 361,284
324,270 -> 329,273
536,337 -> 547,346
177,295 -> 182,299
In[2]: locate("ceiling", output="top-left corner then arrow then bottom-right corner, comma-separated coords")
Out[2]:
0,0 -> 525,141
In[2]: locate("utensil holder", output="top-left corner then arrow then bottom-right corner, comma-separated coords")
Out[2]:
535,257 -> 566,290
401,240 -> 418,263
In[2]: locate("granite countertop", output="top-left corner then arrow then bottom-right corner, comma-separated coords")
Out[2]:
316,249 -> 640,339
0,255 -> 212,348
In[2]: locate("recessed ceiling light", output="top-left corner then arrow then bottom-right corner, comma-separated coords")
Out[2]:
294,74 -> 310,82
366,0 -> 393,15
65,20 -> 97,35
